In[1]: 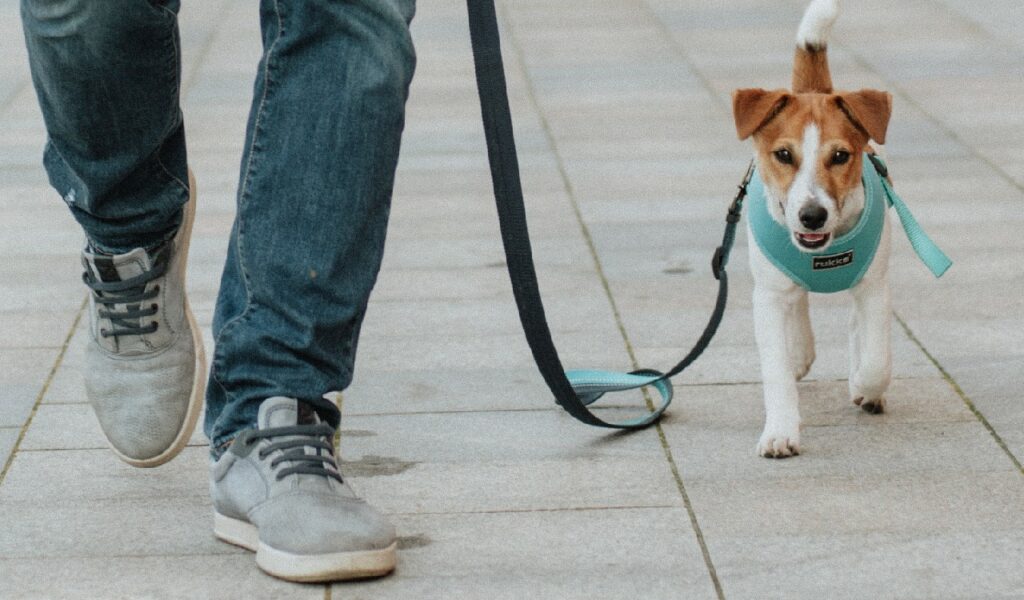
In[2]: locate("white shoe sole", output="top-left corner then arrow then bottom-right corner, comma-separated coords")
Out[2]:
213,512 -> 397,582
113,169 -> 207,469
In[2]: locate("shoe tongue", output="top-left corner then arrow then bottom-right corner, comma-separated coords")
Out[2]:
259,397 -> 322,429
83,246 -> 153,283
257,397 -> 342,493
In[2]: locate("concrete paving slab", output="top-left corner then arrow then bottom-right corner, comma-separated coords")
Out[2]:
341,509 -> 719,600
347,455 -> 678,516
335,411 -> 678,514
360,295 -> 620,339
0,555 -> 316,600
0,447 -> 208,503
0,309 -> 79,351
0,348 -> 59,428
344,367 -> 572,414
0,495 -> 231,559
19,403 -> 208,452
369,265 -> 584,303
708,531 -> 1024,600
356,330 -> 633,372
338,410 -> 664,465
686,472 -> 1024,539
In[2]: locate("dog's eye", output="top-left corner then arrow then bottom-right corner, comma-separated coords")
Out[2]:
831,150 -> 851,165
773,148 -> 794,165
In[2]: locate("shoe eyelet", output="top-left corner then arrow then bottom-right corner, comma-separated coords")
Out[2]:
150,303 -> 158,311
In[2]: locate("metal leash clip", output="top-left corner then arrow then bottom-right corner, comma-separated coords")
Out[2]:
713,159 -> 755,280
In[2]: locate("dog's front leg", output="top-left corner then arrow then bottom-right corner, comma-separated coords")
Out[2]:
754,286 -> 803,457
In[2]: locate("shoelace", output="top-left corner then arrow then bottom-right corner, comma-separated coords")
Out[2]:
246,424 -> 344,483
82,255 -> 169,339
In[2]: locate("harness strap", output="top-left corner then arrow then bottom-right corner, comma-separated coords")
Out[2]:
467,0 -> 747,429
868,155 -> 952,278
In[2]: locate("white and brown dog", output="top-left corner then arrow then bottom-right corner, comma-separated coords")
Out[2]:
732,0 -> 895,458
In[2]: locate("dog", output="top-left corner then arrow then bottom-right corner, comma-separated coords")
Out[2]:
732,0 -> 895,458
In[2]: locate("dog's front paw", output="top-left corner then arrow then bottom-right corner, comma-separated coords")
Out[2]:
757,426 -> 801,458
853,396 -> 886,414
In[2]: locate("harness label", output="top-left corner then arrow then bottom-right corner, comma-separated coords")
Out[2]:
812,250 -> 854,270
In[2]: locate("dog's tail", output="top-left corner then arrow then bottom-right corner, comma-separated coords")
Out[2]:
793,0 -> 838,93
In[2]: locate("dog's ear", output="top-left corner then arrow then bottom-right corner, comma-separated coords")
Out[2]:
835,89 -> 892,144
732,88 -> 790,140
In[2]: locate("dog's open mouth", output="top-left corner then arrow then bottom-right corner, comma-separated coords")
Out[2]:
794,232 -> 831,250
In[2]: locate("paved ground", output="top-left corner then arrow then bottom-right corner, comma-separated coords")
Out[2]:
1,0 -> 1022,598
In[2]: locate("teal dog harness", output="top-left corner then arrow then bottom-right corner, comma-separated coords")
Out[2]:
747,154 -> 952,293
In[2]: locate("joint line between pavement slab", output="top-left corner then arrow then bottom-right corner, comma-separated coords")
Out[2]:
0,296 -> 86,486
495,5 -> 725,598
391,504 -> 677,517
895,313 -> 1024,475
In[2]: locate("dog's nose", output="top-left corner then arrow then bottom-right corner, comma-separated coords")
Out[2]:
799,204 -> 828,230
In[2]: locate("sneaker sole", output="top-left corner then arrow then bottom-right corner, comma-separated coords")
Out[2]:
213,512 -> 397,582
112,169 -> 207,469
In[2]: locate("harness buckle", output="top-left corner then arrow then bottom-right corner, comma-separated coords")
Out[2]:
868,153 -> 888,178
726,160 -> 756,219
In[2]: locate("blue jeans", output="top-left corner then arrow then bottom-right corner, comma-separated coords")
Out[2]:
22,0 -> 417,452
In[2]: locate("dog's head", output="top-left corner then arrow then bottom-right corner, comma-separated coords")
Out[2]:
732,89 -> 891,251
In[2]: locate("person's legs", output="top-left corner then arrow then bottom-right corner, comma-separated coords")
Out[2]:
207,0 -> 417,582
22,0 -> 204,467
205,0 -> 417,451
21,0 -> 188,253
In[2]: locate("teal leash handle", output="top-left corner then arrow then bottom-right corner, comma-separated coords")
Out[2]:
564,370 -> 674,428
562,163 -> 753,427
868,155 -> 953,278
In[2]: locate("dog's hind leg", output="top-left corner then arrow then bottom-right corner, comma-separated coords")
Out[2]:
849,275 -> 892,414
788,290 -> 816,381
849,218 -> 893,413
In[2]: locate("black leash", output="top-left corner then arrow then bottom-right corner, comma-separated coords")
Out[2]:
466,0 -> 750,429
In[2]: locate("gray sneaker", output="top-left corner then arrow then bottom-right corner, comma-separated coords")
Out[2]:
80,170 -> 205,468
210,397 -> 397,582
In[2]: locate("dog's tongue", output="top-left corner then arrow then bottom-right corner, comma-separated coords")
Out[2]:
800,233 -> 827,242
